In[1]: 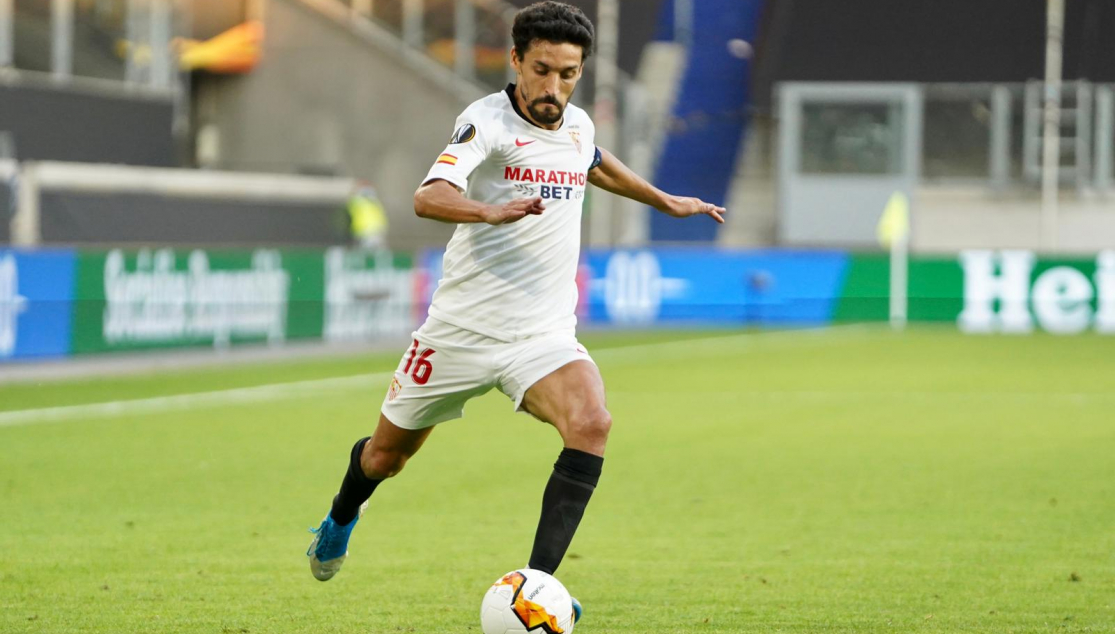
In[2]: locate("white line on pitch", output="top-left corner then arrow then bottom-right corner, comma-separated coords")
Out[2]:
0,372 -> 394,428
0,325 -> 872,428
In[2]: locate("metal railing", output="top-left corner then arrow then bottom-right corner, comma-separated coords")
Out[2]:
1,0 -> 179,91
312,0 -> 650,155
332,0 -> 517,89
805,80 -> 1115,195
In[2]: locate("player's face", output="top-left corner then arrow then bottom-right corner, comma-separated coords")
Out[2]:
511,40 -> 584,126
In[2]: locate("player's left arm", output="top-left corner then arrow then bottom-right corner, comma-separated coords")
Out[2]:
587,147 -> 725,223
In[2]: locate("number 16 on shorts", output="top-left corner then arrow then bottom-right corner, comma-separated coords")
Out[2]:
402,339 -> 436,384
388,339 -> 436,402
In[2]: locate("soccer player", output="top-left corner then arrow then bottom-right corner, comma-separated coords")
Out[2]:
307,0 -> 725,617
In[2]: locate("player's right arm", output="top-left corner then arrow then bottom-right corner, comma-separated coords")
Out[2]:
414,107 -> 545,225
414,180 -> 545,225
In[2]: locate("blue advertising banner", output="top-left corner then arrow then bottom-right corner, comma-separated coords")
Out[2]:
582,249 -> 850,327
0,249 -> 76,360
422,247 -> 852,328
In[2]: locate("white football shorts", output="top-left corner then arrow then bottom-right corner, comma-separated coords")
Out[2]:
380,317 -> 595,430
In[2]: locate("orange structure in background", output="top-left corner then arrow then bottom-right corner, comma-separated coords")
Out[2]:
176,21 -> 264,74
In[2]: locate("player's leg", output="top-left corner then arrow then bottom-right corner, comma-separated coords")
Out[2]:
519,359 -> 610,575
309,413 -> 431,581
330,413 -> 434,525
308,318 -> 495,580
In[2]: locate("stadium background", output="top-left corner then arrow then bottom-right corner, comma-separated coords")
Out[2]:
1,2 -> 1113,633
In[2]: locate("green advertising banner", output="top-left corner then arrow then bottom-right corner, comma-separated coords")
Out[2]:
71,248 -> 414,355
951,250 -> 1114,334
833,250 -> 1115,334
833,255 -> 965,323
322,248 -> 415,342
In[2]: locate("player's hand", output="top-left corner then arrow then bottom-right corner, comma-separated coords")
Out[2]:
660,195 -> 726,224
484,197 -> 545,225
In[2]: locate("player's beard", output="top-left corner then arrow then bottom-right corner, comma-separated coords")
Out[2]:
522,86 -> 566,125
527,97 -> 564,125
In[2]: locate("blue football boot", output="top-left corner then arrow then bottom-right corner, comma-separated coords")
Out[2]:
306,501 -> 366,581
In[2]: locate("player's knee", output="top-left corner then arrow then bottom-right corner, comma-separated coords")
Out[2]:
568,407 -> 612,445
362,447 -> 408,479
591,408 -> 613,441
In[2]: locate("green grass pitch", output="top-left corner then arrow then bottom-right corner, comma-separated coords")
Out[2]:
1,326 -> 1112,633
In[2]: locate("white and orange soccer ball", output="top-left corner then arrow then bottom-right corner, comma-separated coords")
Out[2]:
480,569 -> 576,634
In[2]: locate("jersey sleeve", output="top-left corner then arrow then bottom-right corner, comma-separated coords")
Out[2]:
422,110 -> 493,192
588,146 -> 603,171
583,112 -> 601,170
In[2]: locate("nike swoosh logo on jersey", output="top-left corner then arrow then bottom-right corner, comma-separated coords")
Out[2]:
515,138 -> 535,147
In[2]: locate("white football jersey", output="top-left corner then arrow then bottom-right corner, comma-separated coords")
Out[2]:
422,85 -> 598,341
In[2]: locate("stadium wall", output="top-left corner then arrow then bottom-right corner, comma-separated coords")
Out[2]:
911,187 -> 1115,255
192,0 -> 477,251
0,163 -> 13,244
0,81 -> 175,167
38,191 -> 349,246
7,162 -> 357,247
3,247 -> 1112,363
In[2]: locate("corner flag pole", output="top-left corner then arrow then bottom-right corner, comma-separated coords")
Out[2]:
890,224 -> 908,331
878,191 -> 910,331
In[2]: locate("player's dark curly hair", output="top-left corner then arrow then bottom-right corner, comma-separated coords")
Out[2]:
512,1 -> 595,61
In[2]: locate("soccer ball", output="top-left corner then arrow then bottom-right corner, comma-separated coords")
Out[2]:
480,569 -> 576,634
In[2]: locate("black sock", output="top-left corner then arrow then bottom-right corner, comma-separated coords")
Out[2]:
329,437 -> 383,526
528,448 -> 604,575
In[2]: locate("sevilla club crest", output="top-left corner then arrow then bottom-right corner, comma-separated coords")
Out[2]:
568,131 -> 582,154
